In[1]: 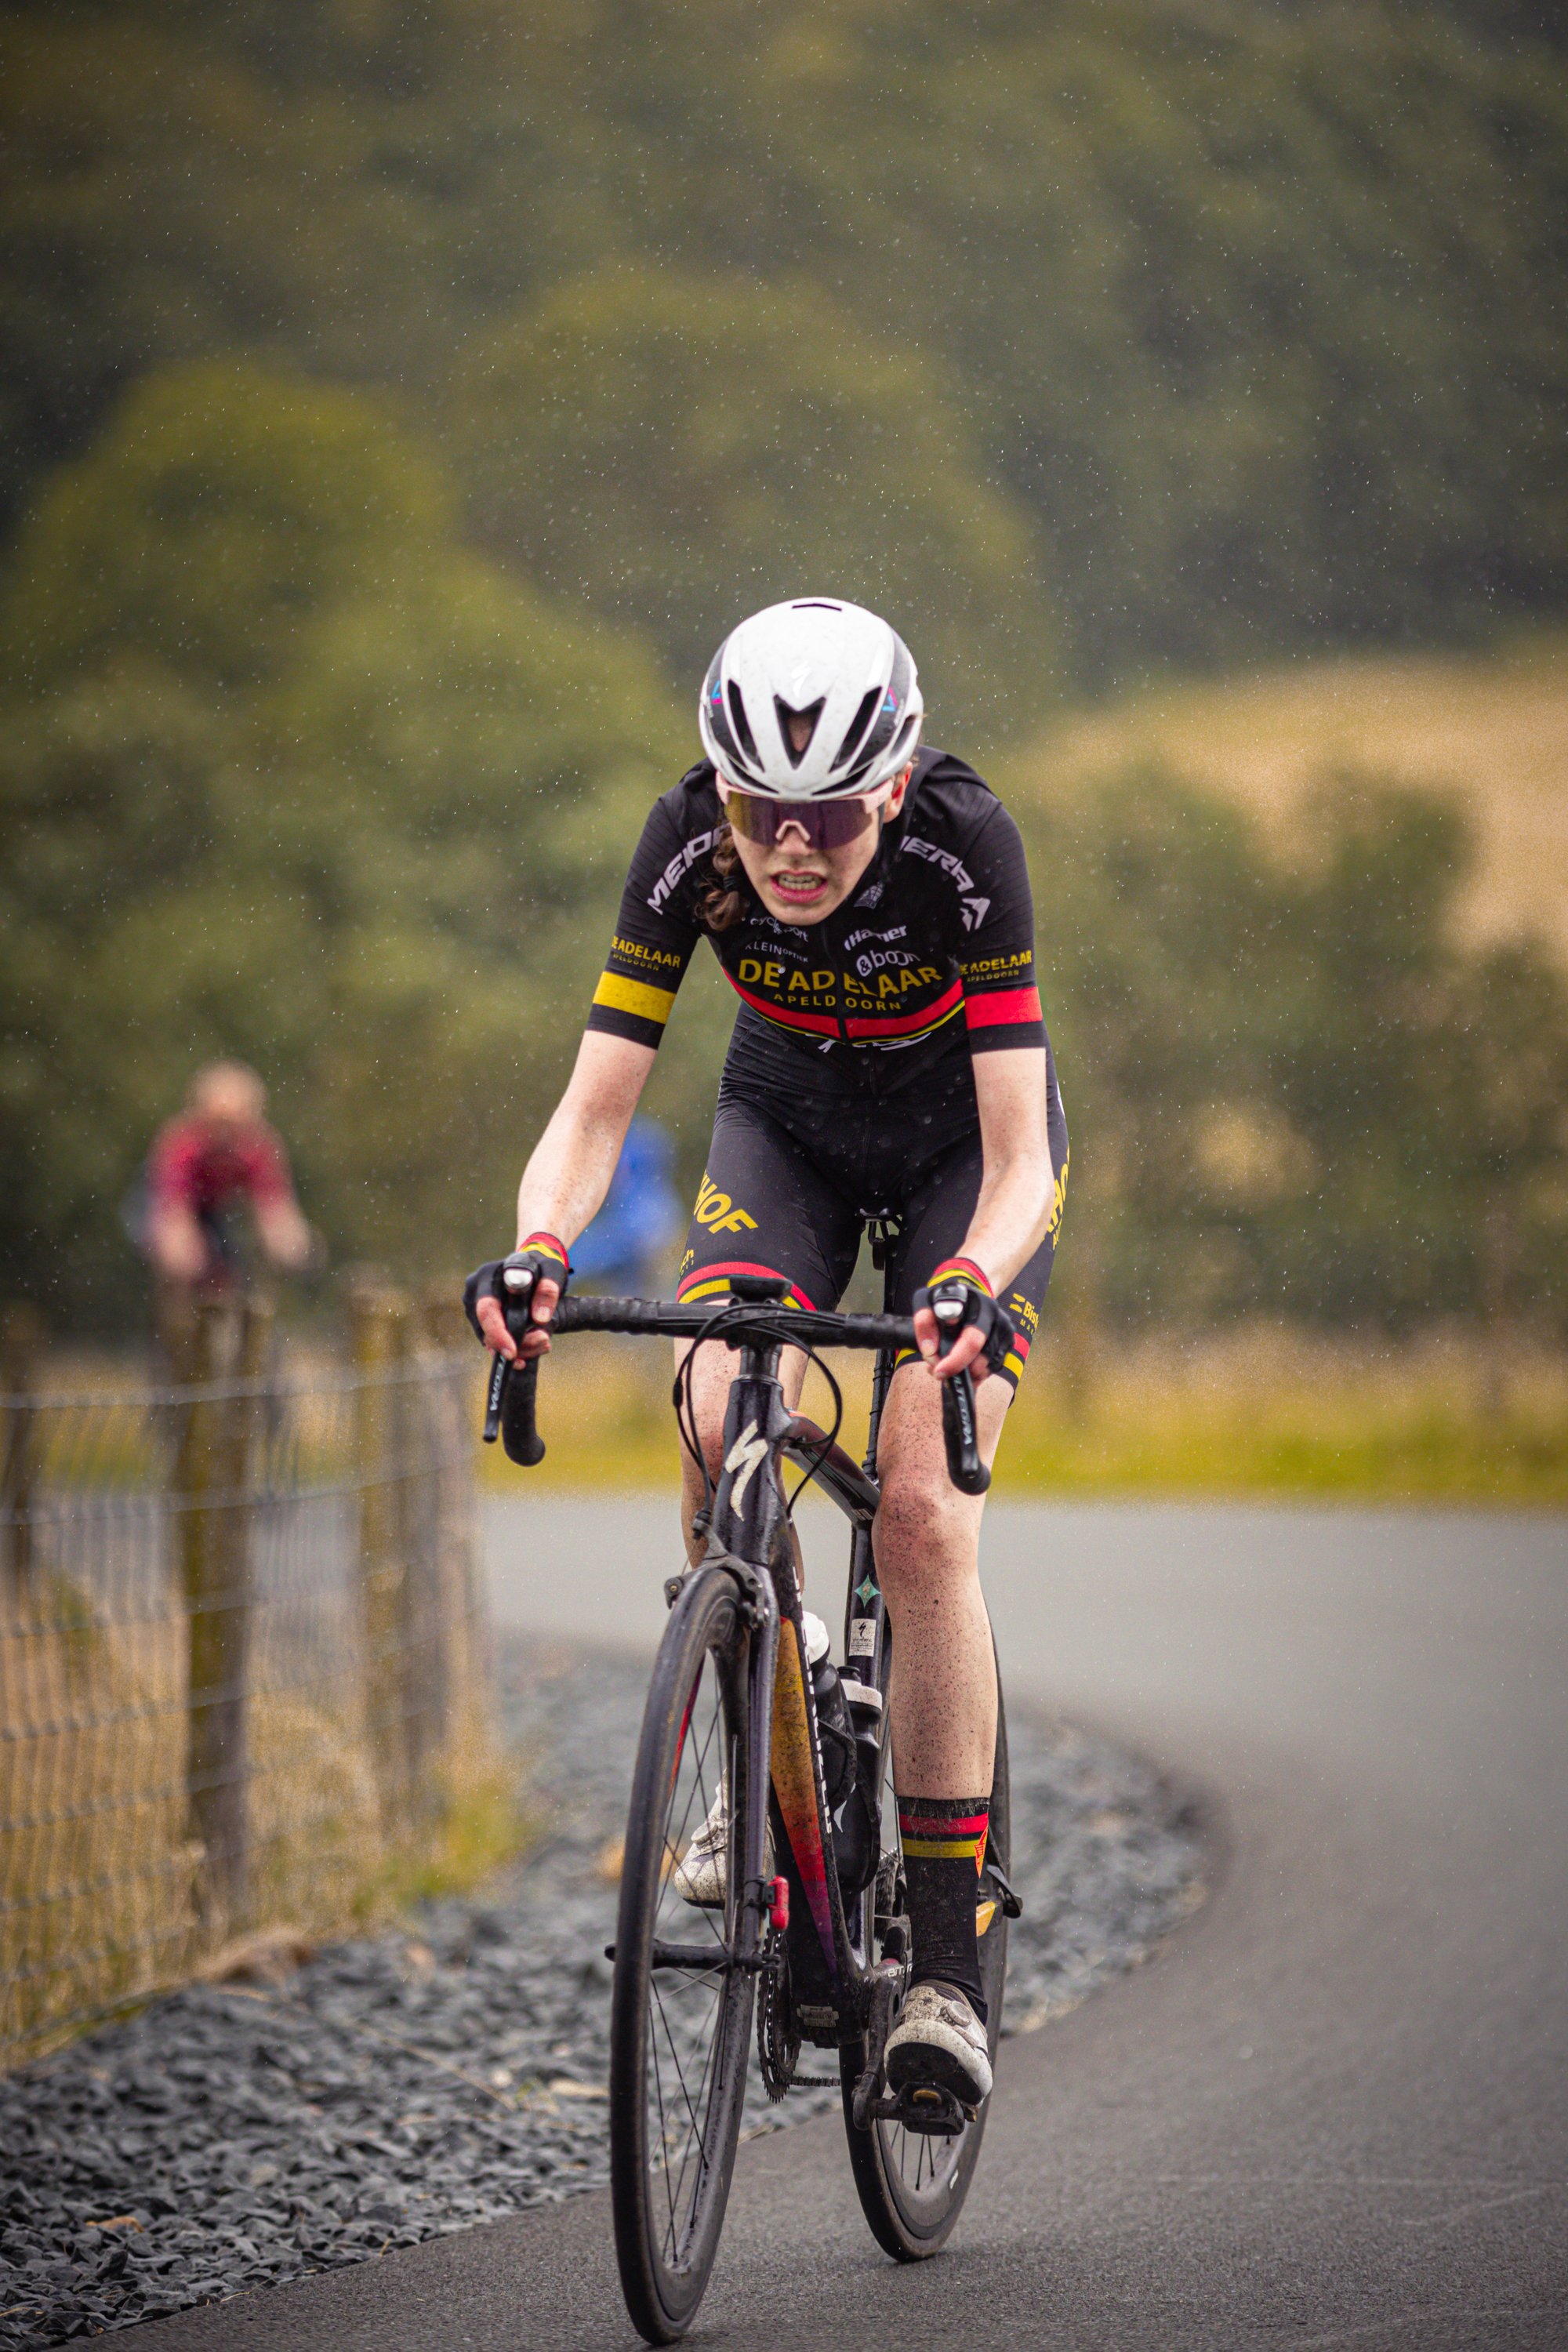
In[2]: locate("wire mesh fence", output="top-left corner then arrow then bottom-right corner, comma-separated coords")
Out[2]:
0,1287 -> 488,2068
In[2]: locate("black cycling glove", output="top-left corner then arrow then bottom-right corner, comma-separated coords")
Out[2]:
462,1232 -> 571,1345
912,1256 -> 1016,1378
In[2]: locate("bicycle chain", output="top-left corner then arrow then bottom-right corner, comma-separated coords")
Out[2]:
757,1944 -> 843,2094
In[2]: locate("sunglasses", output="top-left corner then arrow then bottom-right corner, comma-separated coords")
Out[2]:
722,787 -> 883,850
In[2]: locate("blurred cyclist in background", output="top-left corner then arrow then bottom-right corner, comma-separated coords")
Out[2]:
135,1062 -> 314,1373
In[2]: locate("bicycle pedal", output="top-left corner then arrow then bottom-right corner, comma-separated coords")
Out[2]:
871,2084 -> 975,2137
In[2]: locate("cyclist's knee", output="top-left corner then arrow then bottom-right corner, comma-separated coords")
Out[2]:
877,1459 -> 976,1559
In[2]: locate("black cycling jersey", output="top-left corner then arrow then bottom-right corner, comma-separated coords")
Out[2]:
582,745 -> 1069,1388
584,747 -> 1046,1066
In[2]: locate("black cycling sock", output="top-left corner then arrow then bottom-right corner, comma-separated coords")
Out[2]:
898,1793 -> 990,2021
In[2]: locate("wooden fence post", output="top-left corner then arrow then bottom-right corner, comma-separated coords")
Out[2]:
179,1296 -> 270,1934
1,1306 -> 43,1613
349,1278 -> 414,1824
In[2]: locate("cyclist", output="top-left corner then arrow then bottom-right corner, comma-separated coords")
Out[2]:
137,1062 -> 314,1374
469,598 -> 1067,2111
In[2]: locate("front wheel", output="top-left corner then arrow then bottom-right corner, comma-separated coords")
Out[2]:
840,1667 -> 1012,2261
609,1567 -> 757,2343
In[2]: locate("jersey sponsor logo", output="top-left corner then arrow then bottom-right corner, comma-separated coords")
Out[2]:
740,932 -> 811,964
900,833 -> 976,891
737,956 -> 837,996
844,924 -> 907,952
960,895 -> 991,932
959,950 -> 1033,978
612,934 -> 685,968
846,963 -> 941,996
646,827 -> 717,913
1045,1142 -> 1069,1241
853,946 -> 918,978
694,1173 -> 759,1235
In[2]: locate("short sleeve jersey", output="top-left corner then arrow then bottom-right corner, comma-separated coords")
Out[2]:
584,748 -> 1045,1070
148,1118 -> 293,1220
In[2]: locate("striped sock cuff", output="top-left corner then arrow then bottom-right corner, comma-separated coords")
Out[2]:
898,1795 -> 991,1871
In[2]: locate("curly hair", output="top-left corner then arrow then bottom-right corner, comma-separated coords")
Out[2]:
695,820 -> 745,932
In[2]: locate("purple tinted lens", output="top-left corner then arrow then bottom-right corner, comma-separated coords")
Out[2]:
727,793 -> 874,848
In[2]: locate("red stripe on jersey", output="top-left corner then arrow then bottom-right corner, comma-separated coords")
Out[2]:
724,976 -> 840,1036
964,985 -> 1043,1029
846,978 -> 964,1040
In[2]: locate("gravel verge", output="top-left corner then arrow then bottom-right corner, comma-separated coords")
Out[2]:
1,1632 -> 1204,2347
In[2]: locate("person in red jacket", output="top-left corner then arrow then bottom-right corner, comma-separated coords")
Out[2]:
142,1064 -> 312,1364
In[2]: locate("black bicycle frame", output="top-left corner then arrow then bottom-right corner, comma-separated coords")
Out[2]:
702,1331 -> 858,2038
486,1277 -> 966,2047
699,1330 -> 906,2046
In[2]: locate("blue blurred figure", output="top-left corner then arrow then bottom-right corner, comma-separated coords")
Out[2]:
568,1118 -> 683,1298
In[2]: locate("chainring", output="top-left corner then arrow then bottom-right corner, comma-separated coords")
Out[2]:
757,1943 -> 801,2100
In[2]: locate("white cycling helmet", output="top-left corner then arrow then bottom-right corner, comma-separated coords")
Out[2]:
699,598 -> 924,800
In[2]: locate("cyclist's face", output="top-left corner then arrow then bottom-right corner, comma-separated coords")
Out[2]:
717,768 -> 911,925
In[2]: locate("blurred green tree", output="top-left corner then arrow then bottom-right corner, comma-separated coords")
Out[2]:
5,1 -> 1565,688
0,358 -> 693,1314
1020,771 -> 1568,1334
448,267 -> 1055,746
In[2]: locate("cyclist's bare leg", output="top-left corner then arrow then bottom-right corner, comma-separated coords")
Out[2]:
675,1337 -> 811,1568
870,1363 -> 1011,1795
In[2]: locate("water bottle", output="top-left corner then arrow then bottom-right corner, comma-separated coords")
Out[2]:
800,1611 -> 855,1806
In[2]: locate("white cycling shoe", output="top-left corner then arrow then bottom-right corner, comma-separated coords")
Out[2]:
673,1787 -> 772,1909
884,1980 -> 993,2106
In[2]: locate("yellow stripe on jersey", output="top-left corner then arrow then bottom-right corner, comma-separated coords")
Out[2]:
592,971 -> 678,1027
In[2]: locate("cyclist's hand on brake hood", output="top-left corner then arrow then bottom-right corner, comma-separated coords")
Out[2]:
913,1258 -> 1015,1383
463,1235 -> 570,1363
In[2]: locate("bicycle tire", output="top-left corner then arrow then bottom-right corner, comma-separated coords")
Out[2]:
609,1566 -> 758,2343
840,1667 -> 1012,2261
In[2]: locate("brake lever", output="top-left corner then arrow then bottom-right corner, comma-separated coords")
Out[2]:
941,1364 -> 990,1496
479,1264 -> 547,1467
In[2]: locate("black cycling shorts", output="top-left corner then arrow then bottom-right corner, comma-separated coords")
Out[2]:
676,1025 -> 1069,1391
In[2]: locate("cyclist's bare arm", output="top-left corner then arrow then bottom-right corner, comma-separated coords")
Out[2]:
255,1195 -> 312,1269
915,1043 -> 1055,1380
474,1030 -> 655,1362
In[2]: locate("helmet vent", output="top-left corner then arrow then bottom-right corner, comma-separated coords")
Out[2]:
775,696 -> 825,768
832,686 -> 881,773
727,681 -> 760,770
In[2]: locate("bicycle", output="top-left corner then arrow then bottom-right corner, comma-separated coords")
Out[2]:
479,1240 -> 1021,2346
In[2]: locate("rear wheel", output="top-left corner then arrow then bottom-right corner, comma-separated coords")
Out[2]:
609,1568 -> 757,2343
840,1661 -> 1011,2260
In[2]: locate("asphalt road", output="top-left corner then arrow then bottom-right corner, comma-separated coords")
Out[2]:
125,1494 -> 1568,2351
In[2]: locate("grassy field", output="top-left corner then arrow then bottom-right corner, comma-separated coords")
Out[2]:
477,1326 -> 1568,1511
1008,629 -> 1568,967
